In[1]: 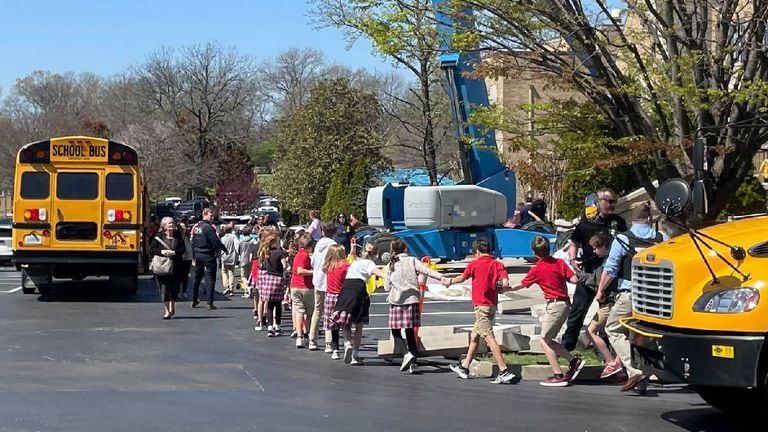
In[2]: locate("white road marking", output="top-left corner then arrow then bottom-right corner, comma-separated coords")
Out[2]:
2,286 -> 22,293
369,311 -> 477,317
370,300 -> 464,305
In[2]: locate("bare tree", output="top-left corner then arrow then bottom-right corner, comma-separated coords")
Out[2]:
134,42 -> 258,187
258,47 -> 327,116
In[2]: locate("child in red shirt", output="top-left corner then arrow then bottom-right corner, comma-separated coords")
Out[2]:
508,235 -> 582,387
323,244 -> 350,360
445,239 -> 516,384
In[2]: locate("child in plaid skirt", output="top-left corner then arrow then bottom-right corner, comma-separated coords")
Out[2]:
257,232 -> 287,337
384,239 -> 449,373
323,244 -> 350,360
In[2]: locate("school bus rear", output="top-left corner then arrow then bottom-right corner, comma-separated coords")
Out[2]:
13,136 -> 146,294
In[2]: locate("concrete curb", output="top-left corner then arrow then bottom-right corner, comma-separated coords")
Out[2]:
470,361 -> 605,381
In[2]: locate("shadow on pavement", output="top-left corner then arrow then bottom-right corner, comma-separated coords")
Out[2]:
660,407 -> 762,431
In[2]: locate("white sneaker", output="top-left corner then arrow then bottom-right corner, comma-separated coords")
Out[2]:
350,356 -> 364,366
254,324 -> 263,331
274,326 -> 282,336
308,342 -> 319,351
400,352 -> 416,372
324,344 -> 333,354
331,350 -> 341,360
343,344 -> 353,364
296,337 -> 304,348
408,364 -> 418,374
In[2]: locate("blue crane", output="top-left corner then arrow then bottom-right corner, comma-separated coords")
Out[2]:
364,0 -> 556,263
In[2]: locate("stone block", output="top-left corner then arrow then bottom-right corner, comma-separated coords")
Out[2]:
416,326 -> 459,337
422,332 -> 484,359
520,364 -> 603,382
530,304 -> 547,319
523,336 -> 546,354
469,360 -> 498,378
499,298 -> 544,314
492,327 -> 530,353
509,324 -> 540,337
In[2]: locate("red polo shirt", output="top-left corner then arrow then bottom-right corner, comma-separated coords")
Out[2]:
290,248 -> 314,289
461,255 -> 508,306
520,256 -> 573,300
326,261 -> 350,295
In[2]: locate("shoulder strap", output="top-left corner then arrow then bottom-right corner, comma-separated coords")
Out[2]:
154,236 -> 171,250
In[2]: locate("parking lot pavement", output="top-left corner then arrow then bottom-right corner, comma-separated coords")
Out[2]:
0,265 -> 21,293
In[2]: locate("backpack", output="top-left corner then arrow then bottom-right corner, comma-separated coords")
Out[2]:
616,231 -> 664,281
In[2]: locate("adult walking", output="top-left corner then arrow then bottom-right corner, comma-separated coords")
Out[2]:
562,188 -> 627,351
334,214 -> 352,255
176,219 -> 193,300
150,216 -> 186,319
306,209 -> 322,241
597,204 -> 667,392
191,208 -> 227,310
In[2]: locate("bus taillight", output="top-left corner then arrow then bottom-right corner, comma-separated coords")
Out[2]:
107,209 -> 132,222
23,208 -> 47,221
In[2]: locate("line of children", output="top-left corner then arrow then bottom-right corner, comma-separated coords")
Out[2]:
507,236 -> 584,387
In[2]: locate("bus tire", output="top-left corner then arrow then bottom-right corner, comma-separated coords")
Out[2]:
696,383 -> 768,416
21,268 -> 52,295
368,232 -> 397,265
110,273 -> 138,295
521,222 -> 555,263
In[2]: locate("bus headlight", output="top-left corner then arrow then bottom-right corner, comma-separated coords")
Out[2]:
693,288 -> 760,313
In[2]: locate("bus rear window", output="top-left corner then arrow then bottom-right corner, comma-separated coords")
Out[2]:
106,173 -> 134,200
20,172 -> 50,199
57,173 -> 98,200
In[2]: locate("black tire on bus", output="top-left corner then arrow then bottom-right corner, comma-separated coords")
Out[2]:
367,232 -> 398,265
21,268 -> 52,295
696,383 -> 768,418
110,270 -> 139,295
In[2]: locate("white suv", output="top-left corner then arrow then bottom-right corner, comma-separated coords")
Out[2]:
0,217 -> 12,266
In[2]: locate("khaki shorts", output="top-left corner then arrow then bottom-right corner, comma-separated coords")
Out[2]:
290,288 -> 314,315
540,300 -> 570,342
472,305 -> 496,337
590,304 -> 612,330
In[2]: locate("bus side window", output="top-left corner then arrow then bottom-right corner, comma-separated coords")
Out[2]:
20,172 -> 50,199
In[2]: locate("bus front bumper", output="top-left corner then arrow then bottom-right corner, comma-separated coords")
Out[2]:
627,319 -> 765,388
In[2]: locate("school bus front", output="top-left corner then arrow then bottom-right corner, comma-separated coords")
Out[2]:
13,136 -> 145,294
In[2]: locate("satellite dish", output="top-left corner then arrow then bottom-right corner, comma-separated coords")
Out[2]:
655,179 -> 692,217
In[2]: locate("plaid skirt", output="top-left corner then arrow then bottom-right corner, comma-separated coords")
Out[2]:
389,303 -> 421,329
324,293 -> 340,330
258,270 -> 285,303
330,279 -> 370,325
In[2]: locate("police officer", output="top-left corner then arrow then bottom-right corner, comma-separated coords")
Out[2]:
191,208 -> 227,310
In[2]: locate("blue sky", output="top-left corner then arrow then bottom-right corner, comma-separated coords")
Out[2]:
0,0 -> 391,94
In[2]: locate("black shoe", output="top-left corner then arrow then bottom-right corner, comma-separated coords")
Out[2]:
207,304 -> 217,310
162,315 -> 171,320
191,301 -> 199,308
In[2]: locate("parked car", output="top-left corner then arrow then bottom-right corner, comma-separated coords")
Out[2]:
164,196 -> 182,207
0,217 -> 12,265
174,199 -> 214,223
152,202 -> 176,221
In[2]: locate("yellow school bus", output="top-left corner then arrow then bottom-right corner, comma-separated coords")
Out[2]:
13,136 -> 148,294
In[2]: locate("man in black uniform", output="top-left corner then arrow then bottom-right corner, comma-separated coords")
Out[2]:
191,208 -> 227,310
562,188 -> 627,351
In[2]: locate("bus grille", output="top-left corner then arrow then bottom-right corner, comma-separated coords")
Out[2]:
631,259 -> 674,319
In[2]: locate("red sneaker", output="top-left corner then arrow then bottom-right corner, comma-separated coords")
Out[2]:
540,375 -> 570,387
600,362 -> 623,379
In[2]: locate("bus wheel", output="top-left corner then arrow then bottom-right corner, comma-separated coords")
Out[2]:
111,273 -> 138,295
368,232 -> 397,265
696,384 -> 768,416
21,268 -> 52,295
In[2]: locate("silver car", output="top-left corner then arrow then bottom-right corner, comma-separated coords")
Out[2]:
0,217 -> 12,265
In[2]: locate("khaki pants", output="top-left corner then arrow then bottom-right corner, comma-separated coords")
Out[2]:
241,262 -> 252,291
606,291 -> 642,377
309,290 -> 327,346
472,305 -> 496,337
221,264 -> 236,291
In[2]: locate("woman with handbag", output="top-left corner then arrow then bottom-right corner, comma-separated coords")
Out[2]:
150,216 -> 186,319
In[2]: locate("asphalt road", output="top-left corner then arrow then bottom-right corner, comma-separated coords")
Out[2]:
0,267 -> 760,432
